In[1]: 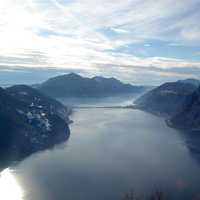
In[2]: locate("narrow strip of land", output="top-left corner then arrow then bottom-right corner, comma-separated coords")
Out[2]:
73,105 -> 136,109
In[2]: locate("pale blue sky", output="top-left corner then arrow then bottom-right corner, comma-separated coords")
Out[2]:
0,0 -> 200,85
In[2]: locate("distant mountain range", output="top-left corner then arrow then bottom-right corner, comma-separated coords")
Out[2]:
0,85 -> 71,168
36,73 -> 147,98
135,78 -> 200,130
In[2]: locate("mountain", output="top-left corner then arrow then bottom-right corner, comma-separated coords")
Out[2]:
135,80 -> 199,117
169,86 -> 200,130
37,73 -> 146,98
0,85 -> 71,168
6,85 -> 71,122
177,78 -> 200,87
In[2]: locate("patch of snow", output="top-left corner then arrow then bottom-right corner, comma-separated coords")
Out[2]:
26,109 -> 52,132
44,118 -> 51,131
41,112 -> 46,117
27,112 -> 34,120
35,114 -> 41,119
30,102 -> 34,107
16,109 -> 24,115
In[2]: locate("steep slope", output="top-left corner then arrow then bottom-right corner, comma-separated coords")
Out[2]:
135,81 -> 198,116
0,85 -> 71,168
6,85 -> 71,122
170,87 -> 200,130
37,73 -> 145,98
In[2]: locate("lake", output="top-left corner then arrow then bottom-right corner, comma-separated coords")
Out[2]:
1,95 -> 200,200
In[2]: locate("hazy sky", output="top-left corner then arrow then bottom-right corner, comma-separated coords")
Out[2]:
0,0 -> 200,85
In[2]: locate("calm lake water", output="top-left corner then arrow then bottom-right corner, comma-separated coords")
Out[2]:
1,95 -> 200,200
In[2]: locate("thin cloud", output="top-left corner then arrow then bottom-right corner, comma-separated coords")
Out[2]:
110,27 -> 129,34
0,0 -> 199,84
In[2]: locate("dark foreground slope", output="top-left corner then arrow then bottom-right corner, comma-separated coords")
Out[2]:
170,86 -> 200,130
37,73 -> 146,98
0,85 -> 71,169
135,80 -> 198,117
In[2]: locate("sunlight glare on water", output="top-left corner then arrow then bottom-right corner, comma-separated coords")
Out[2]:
0,168 -> 24,200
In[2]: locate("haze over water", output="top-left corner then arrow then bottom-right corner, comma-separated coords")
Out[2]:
2,95 -> 200,200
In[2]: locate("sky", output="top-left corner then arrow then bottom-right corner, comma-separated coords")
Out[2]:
0,0 -> 200,85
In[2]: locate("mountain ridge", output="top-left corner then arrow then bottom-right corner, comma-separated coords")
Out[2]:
37,73 -> 147,98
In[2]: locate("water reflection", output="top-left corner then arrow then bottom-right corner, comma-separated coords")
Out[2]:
0,168 -> 24,200
9,108 -> 200,200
